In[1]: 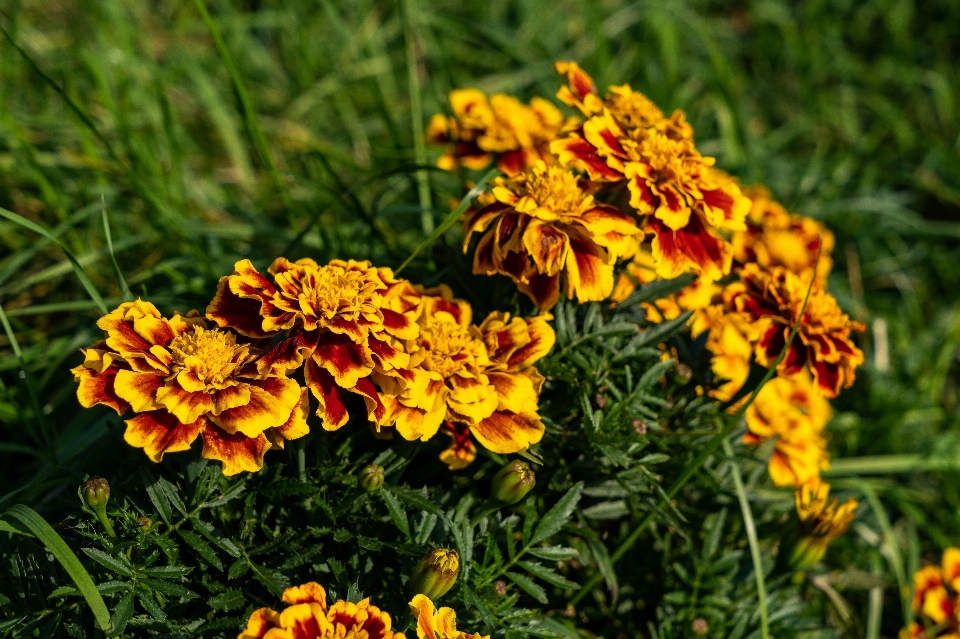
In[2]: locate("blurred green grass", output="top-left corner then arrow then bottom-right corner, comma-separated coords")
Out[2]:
1,0 -> 960,631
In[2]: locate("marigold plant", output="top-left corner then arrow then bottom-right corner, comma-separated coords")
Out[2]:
72,300 -> 308,475
427,88 -> 571,176
902,549 -> 960,638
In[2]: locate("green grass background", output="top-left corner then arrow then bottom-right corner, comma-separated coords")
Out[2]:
1,0 -> 959,634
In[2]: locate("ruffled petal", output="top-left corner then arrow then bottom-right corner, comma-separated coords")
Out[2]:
113,370 -> 164,413
275,388 -> 311,442
124,411 -> 203,463
200,422 -> 271,476
487,371 -> 537,414
72,364 -> 130,414
314,332 -> 374,389
507,316 -> 556,369
155,384 -> 214,425
257,330 -> 321,375
470,409 -> 544,454
304,358 -> 351,430
283,582 -> 327,609
208,378 -> 302,438
563,228 -> 614,303
521,220 -> 569,277
238,608 -> 281,639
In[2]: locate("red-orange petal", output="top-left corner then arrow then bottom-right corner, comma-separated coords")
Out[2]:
200,422 -> 271,476
314,332 -> 374,389
304,358 -> 350,430
123,411 -> 203,463
73,365 -> 131,414
470,409 -> 544,454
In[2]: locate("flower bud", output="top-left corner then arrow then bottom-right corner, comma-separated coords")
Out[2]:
82,477 -> 115,537
490,460 -> 535,505
410,548 -> 459,600
359,465 -> 385,492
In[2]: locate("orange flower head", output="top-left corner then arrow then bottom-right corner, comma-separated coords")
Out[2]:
409,594 -> 489,639
239,581 -> 405,639
550,61 -> 750,282
463,161 -> 642,310
380,286 -> 555,464
207,258 -> 421,430
904,549 -> 960,638
743,373 -> 832,486
795,479 -> 858,540
427,88 -> 572,176
72,300 -> 308,475
726,263 -> 864,398
733,185 -> 835,284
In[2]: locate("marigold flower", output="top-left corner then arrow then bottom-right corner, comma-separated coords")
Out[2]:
551,61 -> 750,281
782,479 -> 857,570
72,300 -> 307,475
380,286 -> 555,461
239,581 -> 405,639
905,549 -> 960,639
727,263 -> 864,398
742,373 -> 831,486
206,258 -> 420,430
409,594 -> 489,639
463,161 -> 642,310
427,88 -> 571,176
733,185 -> 834,284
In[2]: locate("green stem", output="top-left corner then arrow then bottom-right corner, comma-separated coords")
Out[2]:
723,439 -> 769,639
825,454 -> 960,476
400,0 -> 433,235
93,508 -> 115,538
569,239 -> 824,607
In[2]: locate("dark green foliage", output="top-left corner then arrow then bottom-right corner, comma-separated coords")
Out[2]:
0,0 -> 958,637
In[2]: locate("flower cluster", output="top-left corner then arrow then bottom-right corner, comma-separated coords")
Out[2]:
237,581 -> 487,639
903,548 -> 960,638
427,88 -> 572,177
74,259 -> 554,474
551,61 -> 750,281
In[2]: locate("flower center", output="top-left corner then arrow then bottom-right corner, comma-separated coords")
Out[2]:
605,88 -> 663,130
515,165 -> 588,215
419,313 -> 484,378
280,264 -> 381,322
168,325 -> 249,388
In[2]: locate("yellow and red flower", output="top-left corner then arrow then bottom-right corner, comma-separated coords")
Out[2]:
550,61 -> 750,281
725,263 -> 864,398
903,550 -> 960,638
463,161 -> 642,310
72,300 -> 307,475
427,89 -> 571,176
742,373 -> 831,486
379,286 -> 554,463
206,258 -> 421,430
439,422 -> 477,471
239,581 -> 405,639
733,185 -> 835,284
409,594 -> 489,639
610,249 -> 719,325
783,479 -> 857,570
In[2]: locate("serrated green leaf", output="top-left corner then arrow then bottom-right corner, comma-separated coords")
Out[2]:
147,534 -> 179,561
107,590 -> 134,637
389,486 -> 444,518
526,546 -> 579,561
142,566 -> 192,579
203,480 -> 246,508
140,469 -> 172,526
380,488 -> 410,539
207,589 -> 245,611
177,529 -> 222,571
619,273 -> 697,308
141,577 -> 198,600
136,589 -> 166,621
517,560 -> 579,589
81,548 -> 134,578
97,581 -> 131,595
531,483 -> 583,545
587,537 -> 618,601
227,558 -> 250,580
192,519 -> 241,558
157,476 -> 187,515
635,311 -> 693,349
462,584 -> 495,630
47,586 -> 78,599
505,571 -> 548,604
581,500 -> 630,520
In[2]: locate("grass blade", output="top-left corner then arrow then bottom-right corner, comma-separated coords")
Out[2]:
3,505 -> 112,631
396,168 -> 498,274
191,0 -> 292,213
723,439 -> 769,639
400,0 -> 433,235
0,300 -> 53,450
101,198 -> 133,301
0,207 -> 108,314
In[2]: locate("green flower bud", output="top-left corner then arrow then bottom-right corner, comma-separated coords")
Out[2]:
410,547 -> 459,600
82,477 -> 115,537
490,460 -> 535,505
359,464 -> 385,492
